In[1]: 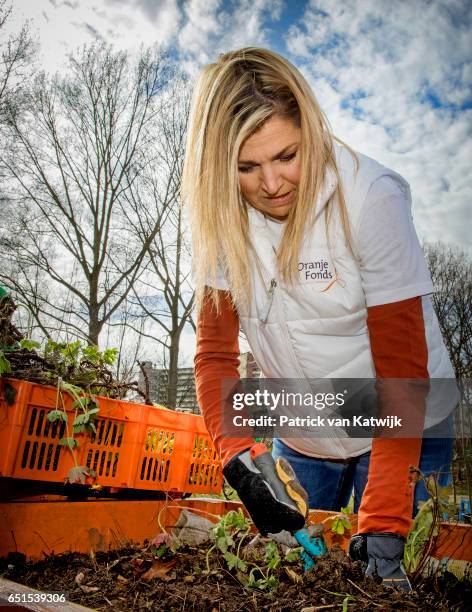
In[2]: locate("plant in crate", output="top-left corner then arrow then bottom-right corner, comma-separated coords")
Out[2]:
46,377 -> 101,485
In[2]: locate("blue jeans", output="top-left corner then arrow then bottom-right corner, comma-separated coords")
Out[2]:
272,434 -> 453,516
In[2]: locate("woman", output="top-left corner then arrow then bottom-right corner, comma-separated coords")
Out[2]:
182,48 -> 455,589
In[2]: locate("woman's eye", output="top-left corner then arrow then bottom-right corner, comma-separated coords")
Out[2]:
238,166 -> 253,173
280,152 -> 296,163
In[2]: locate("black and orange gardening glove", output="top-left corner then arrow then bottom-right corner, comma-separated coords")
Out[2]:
223,442 -> 308,535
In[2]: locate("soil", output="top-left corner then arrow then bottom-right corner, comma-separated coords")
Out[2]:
1,543 -> 469,611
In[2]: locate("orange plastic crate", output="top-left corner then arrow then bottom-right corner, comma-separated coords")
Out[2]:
0,379 -> 222,494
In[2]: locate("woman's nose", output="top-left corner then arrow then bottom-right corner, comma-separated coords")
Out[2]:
261,165 -> 283,194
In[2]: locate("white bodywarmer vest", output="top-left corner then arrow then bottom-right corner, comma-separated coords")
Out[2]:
236,145 -> 456,459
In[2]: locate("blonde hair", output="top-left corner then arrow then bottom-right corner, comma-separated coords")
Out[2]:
182,47 -> 355,313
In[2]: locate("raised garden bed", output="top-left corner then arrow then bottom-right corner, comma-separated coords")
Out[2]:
1,531 -> 470,611
1,498 -> 471,611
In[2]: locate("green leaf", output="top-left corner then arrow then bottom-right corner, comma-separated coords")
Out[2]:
223,551 -> 246,572
19,339 -> 40,351
63,341 -> 81,361
248,575 -> 262,589
47,409 -> 68,423
103,348 -> 118,365
217,536 -> 229,553
60,380 -> 83,400
73,407 -> 99,434
58,437 -> 79,450
264,540 -> 278,560
284,547 -> 302,563
225,509 -> 248,530
331,517 -> 345,535
342,595 -> 354,611
264,540 -> 280,570
404,497 -> 435,572
82,345 -> 101,365
72,396 -> 98,412
73,414 -> 87,426
267,556 -> 280,570
0,350 -> 12,375
331,508 -> 352,536
266,575 -> 279,592
44,339 -> 63,355
154,544 -> 167,558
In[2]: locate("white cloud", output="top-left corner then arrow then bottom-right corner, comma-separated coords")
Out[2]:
285,0 -> 471,250
6,1 -> 469,250
178,0 -> 283,72
6,0 -> 181,73
6,0 -> 284,82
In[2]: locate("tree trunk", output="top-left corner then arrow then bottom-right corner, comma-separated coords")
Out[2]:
166,331 -> 180,408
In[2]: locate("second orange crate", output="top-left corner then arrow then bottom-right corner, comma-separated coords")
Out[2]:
0,379 -> 222,495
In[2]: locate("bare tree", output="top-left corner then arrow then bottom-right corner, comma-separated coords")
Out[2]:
115,80 -> 195,407
425,242 -> 472,379
425,242 -> 472,503
0,1 -> 35,231
0,43 -> 172,345
96,289 -> 146,386
0,0 -> 35,120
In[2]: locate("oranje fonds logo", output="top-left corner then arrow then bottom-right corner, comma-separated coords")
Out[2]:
298,258 -> 334,281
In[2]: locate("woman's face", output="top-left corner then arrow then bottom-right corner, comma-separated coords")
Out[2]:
238,115 -> 301,220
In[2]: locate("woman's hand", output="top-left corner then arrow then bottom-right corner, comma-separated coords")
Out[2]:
223,443 -> 308,535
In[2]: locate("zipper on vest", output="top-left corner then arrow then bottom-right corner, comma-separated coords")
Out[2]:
260,278 -> 277,324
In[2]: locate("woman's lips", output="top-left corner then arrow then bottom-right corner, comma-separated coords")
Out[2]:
264,191 -> 293,206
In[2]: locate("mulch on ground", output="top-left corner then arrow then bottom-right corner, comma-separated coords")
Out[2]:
1,542 -> 469,611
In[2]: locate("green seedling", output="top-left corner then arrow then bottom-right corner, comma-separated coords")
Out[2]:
247,539 -> 281,591
45,377 -> 102,485
331,506 -> 352,536
205,510 -> 302,593
206,509 -> 250,573
404,472 -> 455,578
147,533 -> 174,559
149,544 -> 168,559
43,340 -> 118,390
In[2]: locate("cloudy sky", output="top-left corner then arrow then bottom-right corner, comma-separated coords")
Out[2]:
4,0 -> 471,363
7,0 -> 471,251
